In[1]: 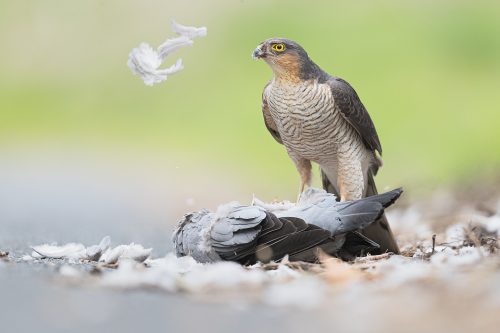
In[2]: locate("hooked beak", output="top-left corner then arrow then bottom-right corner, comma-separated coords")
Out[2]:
252,45 -> 265,59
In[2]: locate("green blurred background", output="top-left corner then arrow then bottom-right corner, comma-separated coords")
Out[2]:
1,0 -> 500,205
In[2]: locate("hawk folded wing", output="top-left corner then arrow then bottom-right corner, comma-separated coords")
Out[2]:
261,82 -> 282,144
327,77 -> 382,154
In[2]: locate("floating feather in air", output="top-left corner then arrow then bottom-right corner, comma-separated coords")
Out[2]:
128,21 -> 207,86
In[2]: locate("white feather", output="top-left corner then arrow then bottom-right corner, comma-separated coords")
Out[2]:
128,21 -> 206,86
171,20 -> 207,39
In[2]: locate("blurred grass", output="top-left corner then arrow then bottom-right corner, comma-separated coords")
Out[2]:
0,0 -> 499,198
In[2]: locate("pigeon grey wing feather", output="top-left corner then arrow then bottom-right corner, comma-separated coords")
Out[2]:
213,239 -> 258,261
259,213 -> 284,237
262,81 -> 283,144
227,206 -> 267,221
327,77 -> 382,154
250,215 -> 334,263
210,219 -> 261,242
288,236 -> 345,262
262,229 -> 331,260
209,206 -> 267,260
257,215 -> 299,245
210,206 -> 266,242
279,216 -> 308,231
212,226 -> 262,246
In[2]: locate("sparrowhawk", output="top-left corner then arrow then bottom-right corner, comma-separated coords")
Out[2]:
253,38 -> 399,254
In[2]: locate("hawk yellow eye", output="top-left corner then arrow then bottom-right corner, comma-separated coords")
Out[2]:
271,43 -> 285,52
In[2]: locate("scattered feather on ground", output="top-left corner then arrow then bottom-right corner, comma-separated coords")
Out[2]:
29,236 -> 151,264
10,188 -> 500,331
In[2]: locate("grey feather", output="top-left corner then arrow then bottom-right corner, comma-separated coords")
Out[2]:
267,188 -> 388,236
173,188 -> 401,263
172,204 -> 267,263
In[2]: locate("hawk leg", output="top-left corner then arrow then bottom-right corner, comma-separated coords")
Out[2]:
289,154 -> 312,201
336,155 -> 364,201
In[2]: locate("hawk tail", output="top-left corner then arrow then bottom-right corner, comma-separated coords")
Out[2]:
320,168 -> 340,198
361,171 -> 400,254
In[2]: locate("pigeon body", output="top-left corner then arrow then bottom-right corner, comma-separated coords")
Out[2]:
253,38 -> 399,254
173,188 -> 402,264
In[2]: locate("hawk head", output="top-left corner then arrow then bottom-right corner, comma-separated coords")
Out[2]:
252,38 -> 320,81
